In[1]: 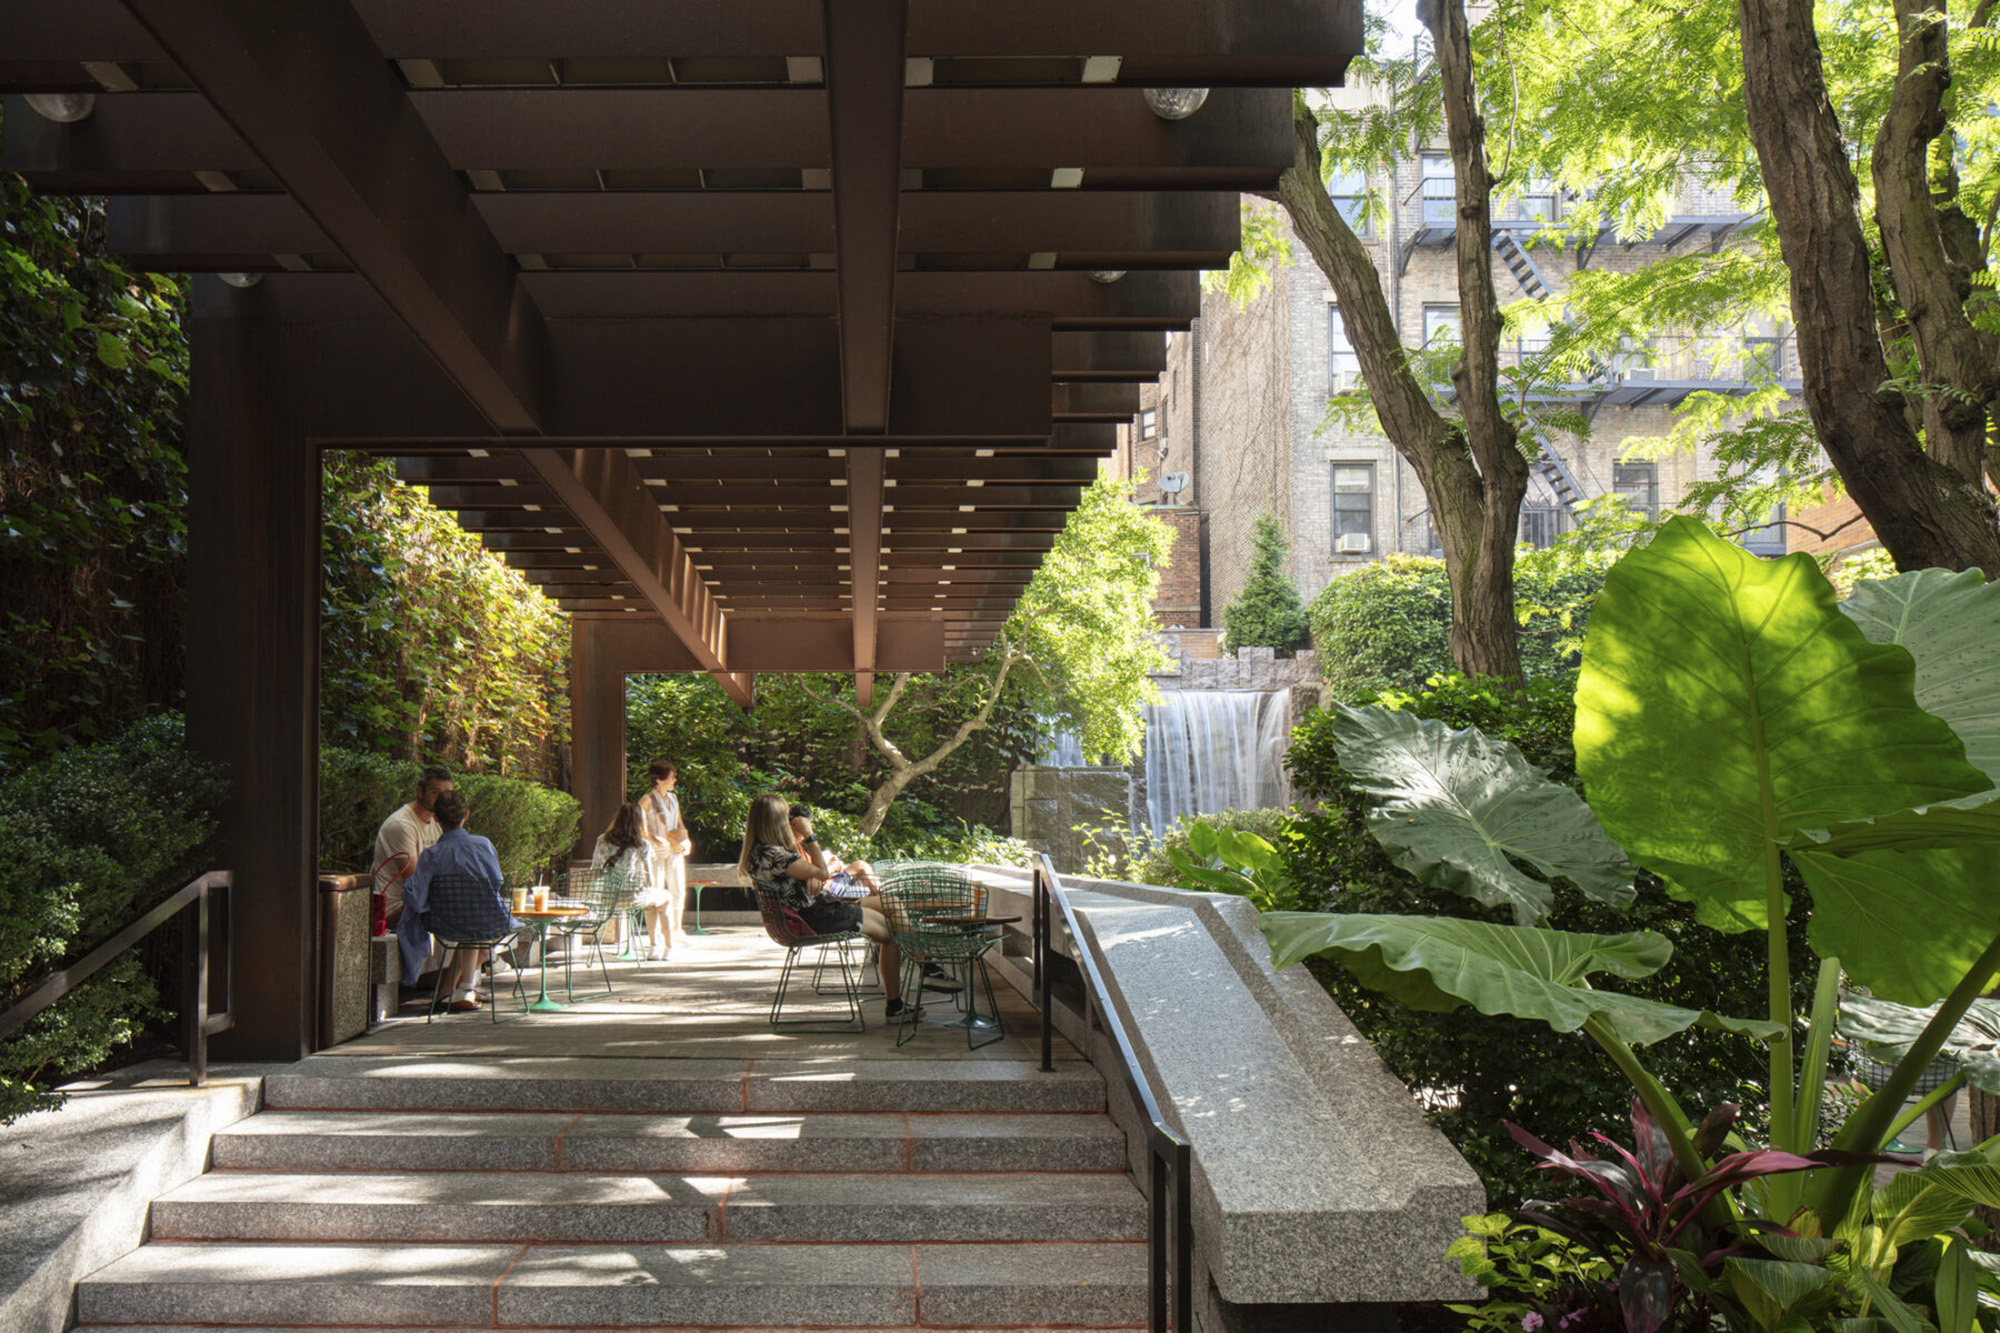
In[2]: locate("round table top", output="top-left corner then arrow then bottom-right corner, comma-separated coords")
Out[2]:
514,906 -> 589,919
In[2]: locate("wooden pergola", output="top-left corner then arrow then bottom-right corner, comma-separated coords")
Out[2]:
4,0 -> 1360,1057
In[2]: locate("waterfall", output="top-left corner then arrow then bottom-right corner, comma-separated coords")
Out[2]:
1141,688 -> 1292,836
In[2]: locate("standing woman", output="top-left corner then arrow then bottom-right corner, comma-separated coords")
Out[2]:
638,759 -> 691,960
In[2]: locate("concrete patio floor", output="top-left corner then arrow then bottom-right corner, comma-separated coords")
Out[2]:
353,924 -> 1080,1064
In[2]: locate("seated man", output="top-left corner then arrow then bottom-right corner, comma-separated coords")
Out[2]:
372,763 -> 453,928
396,791 -> 517,1012
788,804 -> 880,900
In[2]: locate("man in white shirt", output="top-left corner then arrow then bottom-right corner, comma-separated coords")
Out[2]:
372,764 -> 453,926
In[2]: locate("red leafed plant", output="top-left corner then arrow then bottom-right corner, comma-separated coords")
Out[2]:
1504,1100 -> 1880,1333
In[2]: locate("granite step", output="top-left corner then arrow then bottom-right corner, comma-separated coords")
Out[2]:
211,1108 -> 1130,1174
76,1240 -> 1150,1328
150,1169 -> 1147,1243
262,1054 -> 1105,1115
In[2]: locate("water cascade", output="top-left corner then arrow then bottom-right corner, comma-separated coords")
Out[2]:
1141,688 -> 1292,835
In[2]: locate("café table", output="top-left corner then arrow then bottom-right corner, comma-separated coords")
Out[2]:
513,906 -> 590,1012
919,915 -> 1020,1034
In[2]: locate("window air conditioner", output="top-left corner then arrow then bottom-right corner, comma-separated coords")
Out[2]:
1336,533 -> 1372,554
1621,366 -> 1657,383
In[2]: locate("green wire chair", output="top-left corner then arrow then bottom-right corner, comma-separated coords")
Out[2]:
550,864 -> 635,1002
879,861 -> 1004,1050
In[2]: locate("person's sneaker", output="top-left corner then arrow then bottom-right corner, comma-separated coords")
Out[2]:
647,945 -> 667,962
448,991 -> 483,1013
886,997 -> 916,1020
918,963 -> 961,993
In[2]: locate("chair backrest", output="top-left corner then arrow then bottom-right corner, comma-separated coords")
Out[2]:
423,872 -> 516,944
879,863 -> 983,958
563,863 -> 636,921
755,891 -> 839,949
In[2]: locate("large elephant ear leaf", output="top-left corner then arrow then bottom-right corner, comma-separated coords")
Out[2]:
1842,568 -> 2000,787
1329,703 -> 1634,925
1259,912 -> 1782,1046
1795,845 -> 2000,1004
1576,518 -> 1988,933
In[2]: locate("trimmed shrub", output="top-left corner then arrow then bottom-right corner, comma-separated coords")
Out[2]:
1306,546 -> 1617,696
1128,807 -> 1296,889
0,713 -> 227,1122
1281,674 -> 1798,1207
318,746 -> 580,885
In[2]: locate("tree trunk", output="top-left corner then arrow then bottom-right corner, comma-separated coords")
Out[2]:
1739,0 -> 2000,576
1276,98 -> 1524,682
1871,0 -> 1997,486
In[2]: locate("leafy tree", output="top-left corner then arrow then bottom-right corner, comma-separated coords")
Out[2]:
1274,0 -> 1536,684
1487,0 -> 2000,572
1221,512 -> 1312,657
812,473 -> 1174,834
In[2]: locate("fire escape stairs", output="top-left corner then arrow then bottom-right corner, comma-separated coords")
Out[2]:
1493,229 -> 1594,518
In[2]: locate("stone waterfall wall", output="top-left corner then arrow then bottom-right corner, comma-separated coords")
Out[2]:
1013,646 -> 1323,870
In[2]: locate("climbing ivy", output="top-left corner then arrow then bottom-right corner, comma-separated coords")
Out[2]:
320,452 -> 570,782
0,184 -> 191,770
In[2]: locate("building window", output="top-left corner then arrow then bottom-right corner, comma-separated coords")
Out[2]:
1743,332 -> 1788,379
1328,168 -> 1369,234
1499,177 -> 1558,223
1614,460 -> 1658,519
1138,409 -> 1157,441
1737,464 -> 1787,556
1519,504 -> 1567,549
1328,307 -> 1361,392
1423,304 -> 1462,348
1421,153 -> 1455,225
1332,463 -> 1374,553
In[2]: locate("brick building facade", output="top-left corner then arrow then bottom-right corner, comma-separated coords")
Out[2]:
1113,117 -> 1802,619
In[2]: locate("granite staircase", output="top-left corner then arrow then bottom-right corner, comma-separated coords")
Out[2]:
74,1054 -> 1150,1331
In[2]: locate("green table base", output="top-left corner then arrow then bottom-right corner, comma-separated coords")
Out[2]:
524,920 -> 568,1011
688,882 -> 716,935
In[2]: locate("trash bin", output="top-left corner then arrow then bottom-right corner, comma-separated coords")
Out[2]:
317,874 -> 372,1047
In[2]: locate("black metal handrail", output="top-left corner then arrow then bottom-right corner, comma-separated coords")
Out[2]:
0,871 -> 233,1086
1032,854 -> 1192,1333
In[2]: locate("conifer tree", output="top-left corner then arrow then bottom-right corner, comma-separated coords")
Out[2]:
1222,513 -> 1312,658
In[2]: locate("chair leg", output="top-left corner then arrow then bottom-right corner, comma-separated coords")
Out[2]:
894,956 -> 924,1048
426,946 -> 453,1024
772,938 -> 866,1033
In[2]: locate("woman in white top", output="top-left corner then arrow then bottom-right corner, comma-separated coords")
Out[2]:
637,759 -> 690,960
589,801 -> 657,911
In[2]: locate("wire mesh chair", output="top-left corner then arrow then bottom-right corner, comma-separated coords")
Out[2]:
879,862 -> 1004,1050
417,872 -> 526,1023
755,891 -> 868,1032
552,865 -> 634,1002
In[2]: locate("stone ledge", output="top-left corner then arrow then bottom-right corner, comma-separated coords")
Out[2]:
0,1059 -> 279,1333
971,866 -> 1483,1311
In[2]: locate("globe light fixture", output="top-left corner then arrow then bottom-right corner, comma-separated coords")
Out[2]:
24,92 -> 96,124
1088,270 -> 1127,284
1142,87 -> 1208,121
218,272 -> 264,289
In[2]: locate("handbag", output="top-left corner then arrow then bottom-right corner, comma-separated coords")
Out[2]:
665,826 -> 692,857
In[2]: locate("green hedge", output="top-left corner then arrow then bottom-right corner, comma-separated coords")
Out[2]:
0,713 -> 227,1123
319,746 -> 581,884
1305,547 -> 1617,696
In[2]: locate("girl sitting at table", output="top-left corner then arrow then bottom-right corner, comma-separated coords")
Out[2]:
738,792 -> 910,1018
591,801 -> 661,949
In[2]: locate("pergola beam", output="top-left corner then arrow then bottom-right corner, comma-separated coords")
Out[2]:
823,0 -> 906,434
845,447 -> 885,705
116,0 -> 549,434
522,448 -> 752,707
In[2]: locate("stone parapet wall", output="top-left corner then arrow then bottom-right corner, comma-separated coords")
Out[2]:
1156,642 -> 1319,692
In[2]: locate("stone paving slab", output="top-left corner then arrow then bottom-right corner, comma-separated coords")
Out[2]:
906,1112 -> 1126,1172
75,1242 -> 518,1327
211,1109 -> 575,1171
719,1171 -> 1145,1241
496,1243 -> 918,1327
561,1112 -> 910,1173
913,1242 -> 1149,1327
150,1170 -> 724,1243
745,1059 -> 1105,1113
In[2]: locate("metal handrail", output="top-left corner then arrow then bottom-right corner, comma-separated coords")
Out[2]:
0,871 -> 233,1086
1032,854 -> 1192,1333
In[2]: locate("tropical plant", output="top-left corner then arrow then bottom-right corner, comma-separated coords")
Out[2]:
1221,512 -> 1311,658
1263,516 -> 2000,1325
1161,819 -> 1301,914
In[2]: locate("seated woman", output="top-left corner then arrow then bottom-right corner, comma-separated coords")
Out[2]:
739,792 -> 910,1018
591,801 -> 657,935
